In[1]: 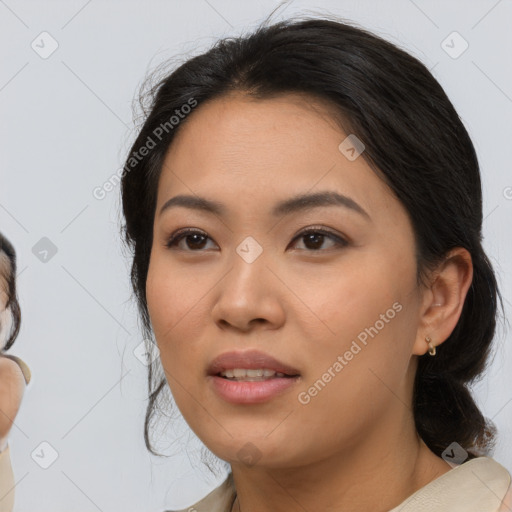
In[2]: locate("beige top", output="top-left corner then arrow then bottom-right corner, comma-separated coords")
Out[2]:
168,457 -> 512,512
0,355 -> 31,386
0,355 -> 31,512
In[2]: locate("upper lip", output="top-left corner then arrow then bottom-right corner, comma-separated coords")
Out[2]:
207,350 -> 300,376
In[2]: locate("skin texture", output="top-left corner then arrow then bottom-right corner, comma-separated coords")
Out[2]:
145,93 -> 473,512
0,254 -> 25,450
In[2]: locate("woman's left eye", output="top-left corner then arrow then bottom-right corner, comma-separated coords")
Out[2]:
165,227 -> 348,252
290,228 -> 348,251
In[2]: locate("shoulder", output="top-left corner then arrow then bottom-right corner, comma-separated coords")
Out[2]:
0,355 -> 26,391
389,456 -> 512,512
0,353 -> 31,385
498,478 -> 512,512
165,473 -> 235,512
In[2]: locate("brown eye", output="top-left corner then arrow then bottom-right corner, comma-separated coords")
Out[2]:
290,228 -> 348,251
165,226 -> 348,253
166,229 -> 215,251
182,233 -> 208,250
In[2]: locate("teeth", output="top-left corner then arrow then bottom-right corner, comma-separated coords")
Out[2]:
219,368 -> 289,380
233,368 -> 249,378
246,369 -> 263,377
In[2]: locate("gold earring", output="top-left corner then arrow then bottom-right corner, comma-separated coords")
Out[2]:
425,336 -> 436,356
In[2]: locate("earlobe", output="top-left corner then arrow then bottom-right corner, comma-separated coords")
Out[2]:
413,248 -> 473,356
425,336 -> 436,356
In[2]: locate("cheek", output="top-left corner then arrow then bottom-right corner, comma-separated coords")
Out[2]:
294,250 -> 414,348
147,255 -> 198,338
145,255 -> 210,376
292,251 -> 418,406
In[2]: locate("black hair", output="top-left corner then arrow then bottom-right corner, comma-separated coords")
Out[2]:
0,231 -> 21,351
120,14 -> 502,462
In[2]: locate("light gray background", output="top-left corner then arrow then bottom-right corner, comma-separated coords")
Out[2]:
1,1 -> 511,510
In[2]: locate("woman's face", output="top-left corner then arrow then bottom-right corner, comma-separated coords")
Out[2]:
146,93 -> 428,468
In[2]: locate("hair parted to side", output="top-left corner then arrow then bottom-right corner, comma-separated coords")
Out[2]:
120,14 -> 503,462
0,232 -> 21,352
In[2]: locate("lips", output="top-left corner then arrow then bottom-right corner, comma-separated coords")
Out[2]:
207,349 -> 301,378
207,350 -> 301,404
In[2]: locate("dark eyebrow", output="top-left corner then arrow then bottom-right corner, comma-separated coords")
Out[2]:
272,191 -> 370,219
159,191 -> 370,220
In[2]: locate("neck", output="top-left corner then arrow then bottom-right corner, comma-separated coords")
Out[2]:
229,413 -> 451,512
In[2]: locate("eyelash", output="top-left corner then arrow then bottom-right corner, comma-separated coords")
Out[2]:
165,226 -> 349,252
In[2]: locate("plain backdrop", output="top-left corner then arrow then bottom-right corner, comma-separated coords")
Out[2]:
1,1 -> 511,510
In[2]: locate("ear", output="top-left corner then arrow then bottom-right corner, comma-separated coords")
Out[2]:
412,248 -> 473,356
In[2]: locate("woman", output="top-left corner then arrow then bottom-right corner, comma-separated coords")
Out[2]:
0,232 -> 31,512
120,16 -> 511,512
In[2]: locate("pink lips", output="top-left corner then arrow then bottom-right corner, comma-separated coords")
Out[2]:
207,349 -> 301,404
207,349 -> 301,376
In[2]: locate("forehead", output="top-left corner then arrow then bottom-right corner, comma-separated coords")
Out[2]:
157,92 -> 398,218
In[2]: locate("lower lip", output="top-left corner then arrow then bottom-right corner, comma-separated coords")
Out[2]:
208,375 -> 300,404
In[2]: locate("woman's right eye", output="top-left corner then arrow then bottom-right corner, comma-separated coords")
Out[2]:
165,229 -> 217,251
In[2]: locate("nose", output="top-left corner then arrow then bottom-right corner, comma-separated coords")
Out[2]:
211,248 -> 286,333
